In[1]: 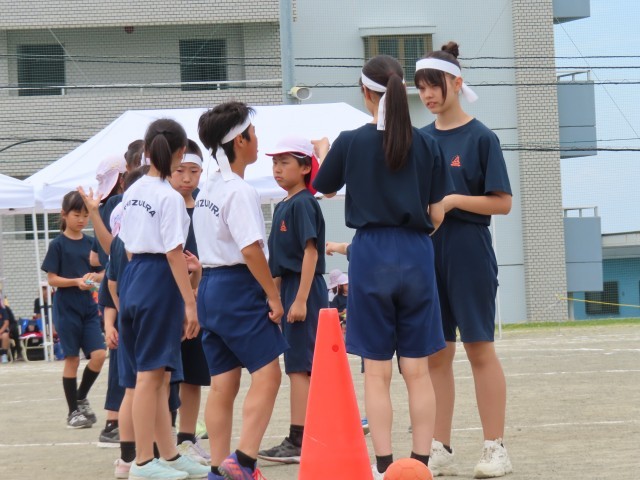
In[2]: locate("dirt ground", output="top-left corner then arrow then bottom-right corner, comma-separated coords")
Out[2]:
1,323 -> 638,479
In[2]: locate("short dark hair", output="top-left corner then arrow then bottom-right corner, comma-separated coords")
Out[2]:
186,139 -> 203,160
123,165 -> 150,191
144,119 -> 187,179
198,102 -> 254,164
124,139 -> 144,169
414,41 -> 461,101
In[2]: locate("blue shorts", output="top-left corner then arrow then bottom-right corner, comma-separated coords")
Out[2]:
118,254 -> 184,385
52,289 -> 105,358
280,273 -> 327,374
197,266 -> 289,376
180,331 -> 210,386
104,347 -> 125,411
346,227 -> 445,360
432,218 -> 498,343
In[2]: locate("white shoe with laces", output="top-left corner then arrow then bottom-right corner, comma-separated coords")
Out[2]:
473,439 -> 513,478
429,439 -> 458,476
371,464 -> 384,480
177,440 -> 209,466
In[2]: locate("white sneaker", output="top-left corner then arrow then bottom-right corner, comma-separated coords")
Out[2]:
371,464 -> 384,480
473,439 -> 513,478
177,440 -> 209,466
161,455 -> 210,479
430,439 -> 458,476
1,354 -> 8,364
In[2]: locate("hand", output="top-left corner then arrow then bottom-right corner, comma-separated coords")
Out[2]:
311,137 -> 330,163
326,241 -> 348,256
77,277 -> 92,291
105,325 -> 119,349
77,186 -> 102,214
184,250 -> 201,273
267,296 -> 284,325
183,303 -> 199,340
287,298 -> 307,323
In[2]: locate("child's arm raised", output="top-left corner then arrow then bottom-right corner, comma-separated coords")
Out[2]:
78,187 -> 113,255
241,241 -> 284,325
288,239 -> 318,323
166,245 -> 199,340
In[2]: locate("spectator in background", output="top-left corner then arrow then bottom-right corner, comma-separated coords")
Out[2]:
1,295 -> 23,362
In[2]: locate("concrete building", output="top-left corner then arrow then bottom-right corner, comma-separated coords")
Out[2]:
0,0 -> 594,323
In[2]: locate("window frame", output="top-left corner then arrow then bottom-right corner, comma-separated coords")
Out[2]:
585,281 -> 620,315
363,34 -> 433,80
17,44 -> 66,96
179,39 -> 228,91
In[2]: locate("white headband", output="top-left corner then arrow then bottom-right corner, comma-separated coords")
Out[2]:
181,153 -> 203,167
415,58 -> 479,103
214,116 -> 253,181
361,72 -> 387,131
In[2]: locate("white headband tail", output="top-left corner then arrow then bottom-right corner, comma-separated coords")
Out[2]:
213,116 -> 252,181
361,72 -> 388,130
415,58 -> 479,103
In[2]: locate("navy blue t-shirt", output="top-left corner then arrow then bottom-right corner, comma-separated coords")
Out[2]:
329,294 -> 347,313
268,189 -> 326,277
106,235 -> 128,294
313,123 -> 452,233
185,207 -> 198,258
41,233 -> 101,292
422,119 -> 512,226
92,194 -> 123,267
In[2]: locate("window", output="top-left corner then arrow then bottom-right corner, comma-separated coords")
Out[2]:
364,35 -> 432,80
585,281 -> 619,315
17,44 -> 65,96
179,39 -> 228,91
24,214 -> 61,240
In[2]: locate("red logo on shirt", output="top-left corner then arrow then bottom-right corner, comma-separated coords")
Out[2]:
280,220 -> 287,232
450,155 -> 461,167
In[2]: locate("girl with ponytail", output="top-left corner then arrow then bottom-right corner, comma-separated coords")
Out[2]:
313,54 -> 452,478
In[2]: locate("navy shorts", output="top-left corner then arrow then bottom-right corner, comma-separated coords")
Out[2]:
346,227 -> 445,360
197,265 -> 289,376
104,347 -> 125,411
432,218 -> 498,343
280,273 -> 328,374
180,330 -> 210,386
118,254 -> 184,386
52,289 -> 105,358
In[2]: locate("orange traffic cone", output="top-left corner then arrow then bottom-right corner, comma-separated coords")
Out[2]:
298,308 -> 372,479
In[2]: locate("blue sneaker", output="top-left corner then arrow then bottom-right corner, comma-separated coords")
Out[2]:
161,455 -> 210,479
129,458 -> 188,479
219,452 -> 266,480
208,473 -> 224,480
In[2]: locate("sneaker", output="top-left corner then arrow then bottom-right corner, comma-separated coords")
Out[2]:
473,439 -> 513,478
257,437 -> 301,464
219,452 -> 266,480
208,474 -> 224,480
129,458 -> 188,479
361,417 -> 370,435
161,454 -> 210,479
430,439 -> 458,477
114,458 -> 131,479
1,354 -> 7,363
371,464 -> 384,480
98,427 -> 120,448
77,398 -> 97,425
177,440 -> 209,466
196,420 -> 208,439
67,409 -> 92,429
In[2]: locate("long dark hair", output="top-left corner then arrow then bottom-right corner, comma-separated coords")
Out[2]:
361,55 -> 412,172
198,102 -> 254,164
144,119 -> 187,179
125,139 -> 145,170
414,41 -> 461,100
60,191 -> 87,232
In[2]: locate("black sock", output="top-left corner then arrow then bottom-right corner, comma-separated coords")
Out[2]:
177,432 -> 197,445
410,452 -> 430,467
62,377 -> 78,414
166,453 -> 180,462
376,454 -> 394,474
120,441 -> 136,463
235,450 -> 256,470
105,420 -> 119,432
443,443 -> 453,454
211,466 -> 221,475
171,410 -> 178,428
288,424 -> 304,447
136,458 -> 153,467
77,365 -> 100,400
153,442 -> 160,459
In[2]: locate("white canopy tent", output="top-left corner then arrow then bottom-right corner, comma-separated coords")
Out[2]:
0,173 -> 36,213
26,103 -> 370,210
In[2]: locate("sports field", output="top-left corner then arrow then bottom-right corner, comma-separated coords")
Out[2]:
1,322 -> 638,479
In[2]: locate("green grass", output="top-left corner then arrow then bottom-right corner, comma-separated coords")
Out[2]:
501,318 -> 640,330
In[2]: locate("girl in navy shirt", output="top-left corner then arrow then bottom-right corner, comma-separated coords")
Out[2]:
415,42 -> 513,478
41,191 -> 106,429
313,54 -> 451,479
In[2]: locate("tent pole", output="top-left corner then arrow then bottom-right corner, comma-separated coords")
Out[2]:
32,209 -> 49,361
43,211 -> 52,361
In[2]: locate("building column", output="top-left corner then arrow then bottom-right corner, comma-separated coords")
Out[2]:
512,0 -> 568,321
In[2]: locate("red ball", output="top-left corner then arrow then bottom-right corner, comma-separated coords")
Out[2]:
383,458 -> 433,480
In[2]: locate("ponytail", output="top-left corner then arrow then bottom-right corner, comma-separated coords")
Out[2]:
144,119 -> 187,179
362,55 -> 412,171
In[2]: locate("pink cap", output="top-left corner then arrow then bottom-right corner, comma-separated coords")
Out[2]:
96,155 -> 127,199
327,269 -> 344,290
